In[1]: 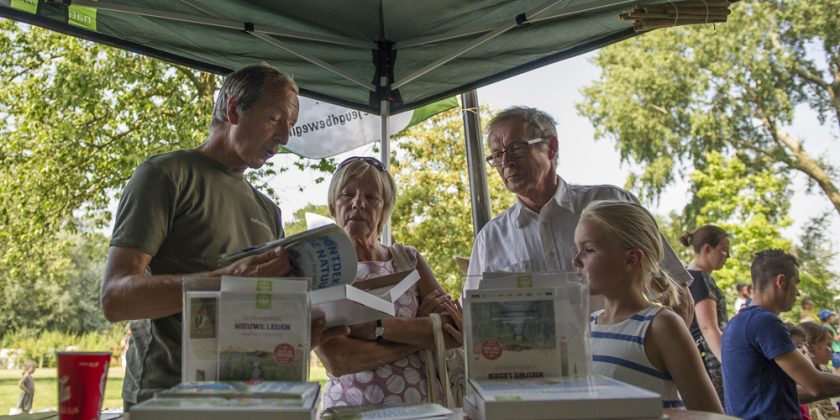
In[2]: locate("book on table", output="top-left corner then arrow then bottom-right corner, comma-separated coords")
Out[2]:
130,381 -> 321,420
463,285 -> 589,381
321,402 -> 453,420
182,290 -> 220,382
216,277 -> 310,381
463,376 -> 661,420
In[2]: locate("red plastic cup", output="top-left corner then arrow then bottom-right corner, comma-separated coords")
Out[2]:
56,352 -> 111,420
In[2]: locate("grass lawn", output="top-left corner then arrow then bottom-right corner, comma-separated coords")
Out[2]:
0,364 -> 329,414
0,367 -> 125,413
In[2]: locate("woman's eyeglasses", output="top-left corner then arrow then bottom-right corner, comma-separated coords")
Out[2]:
337,156 -> 386,172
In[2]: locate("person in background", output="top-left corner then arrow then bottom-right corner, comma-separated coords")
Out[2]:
722,250 -> 840,419
801,299 -> 819,323
16,360 -> 36,414
576,200 -> 722,413
786,323 -> 807,349
800,322 -> 837,420
817,309 -> 840,375
680,224 -> 730,406
466,106 -> 694,325
315,156 -> 462,408
734,282 -> 751,314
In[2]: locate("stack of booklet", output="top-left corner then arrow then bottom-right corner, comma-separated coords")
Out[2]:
463,376 -> 661,420
130,381 -> 321,420
461,272 -> 662,419
183,224 -> 420,382
321,402 -> 453,420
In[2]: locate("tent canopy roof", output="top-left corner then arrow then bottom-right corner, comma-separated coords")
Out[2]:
1,0 -> 649,113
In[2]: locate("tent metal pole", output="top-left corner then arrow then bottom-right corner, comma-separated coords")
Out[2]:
380,76 -> 392,246
461,90 -> 491,237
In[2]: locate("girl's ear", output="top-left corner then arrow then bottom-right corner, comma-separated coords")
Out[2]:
626,248 -> 645,272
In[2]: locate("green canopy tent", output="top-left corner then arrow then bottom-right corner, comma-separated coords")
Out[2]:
0,0 -> 719,238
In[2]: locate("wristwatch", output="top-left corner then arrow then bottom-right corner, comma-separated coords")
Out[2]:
375,319 -> 384,341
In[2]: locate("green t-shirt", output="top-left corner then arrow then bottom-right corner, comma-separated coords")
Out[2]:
110,149 -> 283,404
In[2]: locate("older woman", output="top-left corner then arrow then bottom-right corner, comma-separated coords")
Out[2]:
315,156 -> 462,408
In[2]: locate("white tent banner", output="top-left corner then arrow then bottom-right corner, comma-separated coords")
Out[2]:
284,96 -> 413,159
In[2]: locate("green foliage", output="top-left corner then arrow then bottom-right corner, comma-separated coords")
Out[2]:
390,107 -> 513,299
283,203 -> 332,236
577,0 -> 839,215
0,324 -> 126,369
794,213 -> 839,313
0,21 -> 321,337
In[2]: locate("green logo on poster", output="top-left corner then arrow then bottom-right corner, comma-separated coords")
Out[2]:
516,275 -> 533,288
257,280 -> 272,293
69,5 -> 97,31
256,294 -> 271,309
10,0 -> 38,14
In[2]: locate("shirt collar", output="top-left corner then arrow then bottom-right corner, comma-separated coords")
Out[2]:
512,175 -> 574,227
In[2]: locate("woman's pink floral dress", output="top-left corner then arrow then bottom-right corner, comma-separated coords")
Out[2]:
321,248 -> 441,408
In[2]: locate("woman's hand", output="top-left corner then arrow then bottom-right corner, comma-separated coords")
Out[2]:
442,300 -> 464,348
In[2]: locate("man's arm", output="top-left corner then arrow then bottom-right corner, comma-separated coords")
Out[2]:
101,245 -> 292,322
775,348 -> 840,403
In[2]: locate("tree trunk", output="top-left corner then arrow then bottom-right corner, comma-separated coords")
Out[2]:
775,126 -> 840,217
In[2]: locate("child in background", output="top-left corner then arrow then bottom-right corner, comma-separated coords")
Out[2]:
787,323 -> 812,420
800,322 -> 838,420
574,200 -> 723,413
734,283 -> 751,314
16,360 -> 36,414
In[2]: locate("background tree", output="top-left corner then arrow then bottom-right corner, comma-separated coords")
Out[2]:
390,107 -> 514,298
578,0 -> 840,310
577,0 -> 839,217
283,203 -> 332,236
0,21 -> 320,335
793,212 -> 839,317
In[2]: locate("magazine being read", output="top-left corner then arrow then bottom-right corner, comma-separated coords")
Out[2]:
219,223 -> 357,290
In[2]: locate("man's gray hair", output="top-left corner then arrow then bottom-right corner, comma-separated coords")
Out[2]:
486,106 -> 558,165
211,63 -> 299,127
486,106 -> 557,144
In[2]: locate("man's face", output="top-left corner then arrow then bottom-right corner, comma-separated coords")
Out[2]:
781,273 -> 800,312
227,82 -> 299,171
488,118 -> 556,200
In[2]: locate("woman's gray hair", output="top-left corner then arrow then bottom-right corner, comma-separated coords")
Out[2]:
328,160 -> 397,235
211,63 -> 298,127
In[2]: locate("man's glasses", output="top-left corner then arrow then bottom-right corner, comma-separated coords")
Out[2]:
337,156 -> 386,172
485,137 -> 547,167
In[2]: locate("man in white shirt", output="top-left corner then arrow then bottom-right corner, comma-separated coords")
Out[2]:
466,106 -> 693,320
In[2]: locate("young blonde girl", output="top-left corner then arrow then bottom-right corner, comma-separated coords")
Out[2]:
800,322 -> 835,420
17,360 -> 37,414
574,200 -> 722,413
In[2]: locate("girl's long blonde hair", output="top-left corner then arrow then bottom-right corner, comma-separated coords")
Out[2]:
580,200 -> 680,306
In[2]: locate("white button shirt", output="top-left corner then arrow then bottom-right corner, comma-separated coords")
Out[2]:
466,176 -> 691,292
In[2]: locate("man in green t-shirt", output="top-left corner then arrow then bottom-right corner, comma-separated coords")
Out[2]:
102,64 -> 347,408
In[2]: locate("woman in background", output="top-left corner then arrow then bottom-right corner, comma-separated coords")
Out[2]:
680,225 -> 730,405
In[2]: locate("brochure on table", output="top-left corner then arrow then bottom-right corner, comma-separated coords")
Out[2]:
132,381 -> 321,420
464,272 -> 590,381
182,276 -> 310,382
217,277 -> 310,381
321,402 -> 453,420
463,375 -> 661,420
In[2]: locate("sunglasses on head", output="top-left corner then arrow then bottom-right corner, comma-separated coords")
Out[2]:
337,156 -> 386,172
